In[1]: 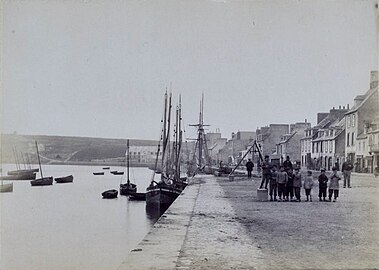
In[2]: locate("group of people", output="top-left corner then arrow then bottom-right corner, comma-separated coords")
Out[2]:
246,155 -> 348,202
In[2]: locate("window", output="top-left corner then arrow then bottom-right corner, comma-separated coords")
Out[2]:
351,132 -> 355,146
363,141 -> 366,151
330,141 -> 333,153
352,114 -> 356,127
347,133 -> 350,146
320,142 -> 323,153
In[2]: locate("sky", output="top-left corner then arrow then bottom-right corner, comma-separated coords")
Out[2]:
1,0 -> 378,141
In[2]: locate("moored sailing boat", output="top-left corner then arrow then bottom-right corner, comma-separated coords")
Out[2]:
146,92 -> 187,208
0,136 -> 13,193
30,141 -> 53,186
120,139 -> 137,195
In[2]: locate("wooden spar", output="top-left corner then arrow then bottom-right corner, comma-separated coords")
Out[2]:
166,93 -> 172,176
161,91 -> 168,169
126,139 -> 130,185
229,140 -> 264,176
35,141 -> 44,179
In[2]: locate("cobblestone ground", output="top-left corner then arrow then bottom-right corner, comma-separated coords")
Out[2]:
217,173 -> 379,269
176,176 -> 264,270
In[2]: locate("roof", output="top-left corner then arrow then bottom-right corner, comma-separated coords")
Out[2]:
346,87 -> 378,114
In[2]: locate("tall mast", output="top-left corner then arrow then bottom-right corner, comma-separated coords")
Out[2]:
161,91 -> 168,169
166,93 -> 172,176
35,141 -> 43,179
126,139 -> 130,185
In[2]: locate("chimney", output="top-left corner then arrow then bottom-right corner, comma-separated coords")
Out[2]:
347,104 -> 349,109
339,105 -> 341,109
370,70 -> 378,89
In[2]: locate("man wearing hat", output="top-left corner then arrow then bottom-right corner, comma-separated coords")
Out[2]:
318,168 -> 328,201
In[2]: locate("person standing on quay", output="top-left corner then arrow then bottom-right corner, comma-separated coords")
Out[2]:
342,158 -> 354,188
329,167 -> 341,202
303,171 -> 314,202
318,168 -> 328,201
269,165 -> 278,201
246,159 -> 254,179
277,166 -> 288,201
283,155 -> 293,172
285,169 -> 295,201
293,167 -> 302,202
260,155 -> 272,189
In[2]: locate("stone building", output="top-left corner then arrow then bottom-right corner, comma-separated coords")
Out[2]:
367,117 -> 379,173
205,131 -> 227,165
301,107 -> 348,170
256,124 -> 289,163
217,131 -> 255,164
345,71 -> 379,172
276,121 -> 311,166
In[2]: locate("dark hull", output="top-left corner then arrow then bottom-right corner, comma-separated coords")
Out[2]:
0,172 -> 36,180
93,172 -> 104,175
31,177 -> 53,186
120,183 -> 137,196
146,184 -> 182,208
55,175 -> 74,183
128,192 -> 146,201
102,189 -> 118,199
111,171 -> 124,175
103,167 -> 110,170
7,168 -> 39,175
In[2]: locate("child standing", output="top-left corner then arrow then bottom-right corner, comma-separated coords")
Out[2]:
318,168 -> 328,201
277,166 -> 288,202
285,169 -> 295,201
269,165 -> 278,201
293,167 -> 302,202
303,171 -> 314,202
329,167 -> 341,202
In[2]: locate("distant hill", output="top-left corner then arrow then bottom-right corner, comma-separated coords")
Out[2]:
0,134 -> 158,166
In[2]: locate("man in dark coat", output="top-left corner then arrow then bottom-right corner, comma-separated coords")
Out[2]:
260,155 -> 272,189
246,159 -> 254,178
283,155 -> 293,172
342,158 -> 354,188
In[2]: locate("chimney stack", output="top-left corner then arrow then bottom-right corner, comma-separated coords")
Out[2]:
347,104 -> 349,109
370,70 -> 378,89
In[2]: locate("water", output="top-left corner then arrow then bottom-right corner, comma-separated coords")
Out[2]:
0,164 -> 160,270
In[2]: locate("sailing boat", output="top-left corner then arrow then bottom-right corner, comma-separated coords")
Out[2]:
30,141 -> 53,186
146,92 -> 187,208
188,94 -> 212,176
0,135 -> 13,193
119,139 -> 137,195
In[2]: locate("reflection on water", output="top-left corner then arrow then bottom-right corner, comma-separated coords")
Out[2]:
145,204 -> 170,221
0,164 -> 162,270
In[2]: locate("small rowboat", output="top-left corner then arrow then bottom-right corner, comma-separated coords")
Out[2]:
102,189 -> 118,199
55,175 -> 74,183
93,172 -> 105,175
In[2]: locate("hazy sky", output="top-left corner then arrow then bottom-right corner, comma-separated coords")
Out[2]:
1,0 -> 378,140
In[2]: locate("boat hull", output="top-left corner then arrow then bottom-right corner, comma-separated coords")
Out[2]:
146,184 -> 182,208
128,192 -> 146,201
31,177 -> 53,186
0,183 -> 13,193
93,172 -> 104,175
0,172 -> 36,180
7,168 -> 39,175
120,183 -> 137,196
55,175 -> 74,183
102,189 -> 118,199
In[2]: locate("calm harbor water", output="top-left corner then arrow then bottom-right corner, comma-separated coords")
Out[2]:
0,164 -> 160,270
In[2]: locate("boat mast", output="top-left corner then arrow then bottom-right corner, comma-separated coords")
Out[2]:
165,93 -> 172,177
161,91 -> 168,170
35,141 -> 44,179
126,139 -> 130,185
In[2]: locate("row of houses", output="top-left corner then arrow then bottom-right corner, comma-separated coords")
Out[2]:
209,71 -> 379,173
